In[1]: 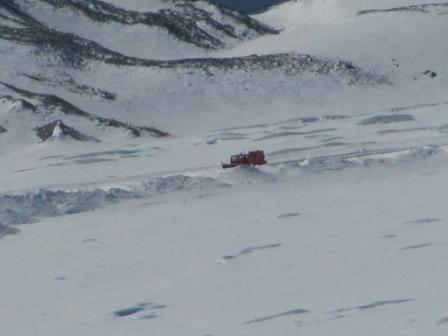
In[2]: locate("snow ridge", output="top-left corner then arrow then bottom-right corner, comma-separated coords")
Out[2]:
0,175 -> 229,229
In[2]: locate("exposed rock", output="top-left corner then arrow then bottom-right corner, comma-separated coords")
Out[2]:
0,0 -> 44,27
423,70 -> 437,78
358,3 -> 448,16
0,18 -> 274,69
22,73 -> 116,100
0,125 -> 6,133
0,0 -> 277,51
1,81 -> 96,117
0,24 -> 148,68
0,20 -> 388,84
157,53 -> 389,85
0,95 -> 37,112
34,120 -> 100,142
33,0 -> 278,49
95,118 -> 170,137
0,4 -> 386,86
1,81 -> 170,138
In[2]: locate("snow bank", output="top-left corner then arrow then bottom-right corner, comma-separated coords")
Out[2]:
0,174 -> 229,227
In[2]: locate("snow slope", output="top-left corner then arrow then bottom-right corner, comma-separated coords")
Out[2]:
1,0 -> 448,335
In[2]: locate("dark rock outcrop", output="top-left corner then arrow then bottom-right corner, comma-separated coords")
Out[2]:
1,81 -> 170,138
94,118 -> 169,137
0,24 -> 153,68
157,53 -> 389,85
0,14 -> 276,68
0,3 -> 386,86
0,95 -> 37,112
358,3 -> 448,15
0,21 -> 388,83
11,0 -> 278,49
22,73 -> 116,100
0,0 -> 44,27
423,70 -> 437,78
0,125 -> 7,133
34,120 -> 100,142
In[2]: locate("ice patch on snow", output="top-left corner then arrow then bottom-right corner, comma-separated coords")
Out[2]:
220,243 -> 282,262
332,299 -> 415,313
243,308 -> 308,324
437,316 -> 448,325
358,114 -> 415,126
113,302 -> 165,318
404,218 -> 441,225
401,243 -> 434,250
277,212 -> 300,219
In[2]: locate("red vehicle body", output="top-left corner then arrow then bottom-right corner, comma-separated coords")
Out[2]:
222,150 -> 267,169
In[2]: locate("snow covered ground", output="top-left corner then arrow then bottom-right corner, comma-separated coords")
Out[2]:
3,153 -> 448,336
1,0 -> 448,335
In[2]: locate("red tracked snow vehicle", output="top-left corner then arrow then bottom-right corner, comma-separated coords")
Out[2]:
222,150 -> 267,169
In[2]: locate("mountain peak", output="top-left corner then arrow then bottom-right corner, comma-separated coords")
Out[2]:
35,120 -> 100,142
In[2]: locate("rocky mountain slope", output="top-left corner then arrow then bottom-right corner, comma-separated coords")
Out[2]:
0,0 -> 392,150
